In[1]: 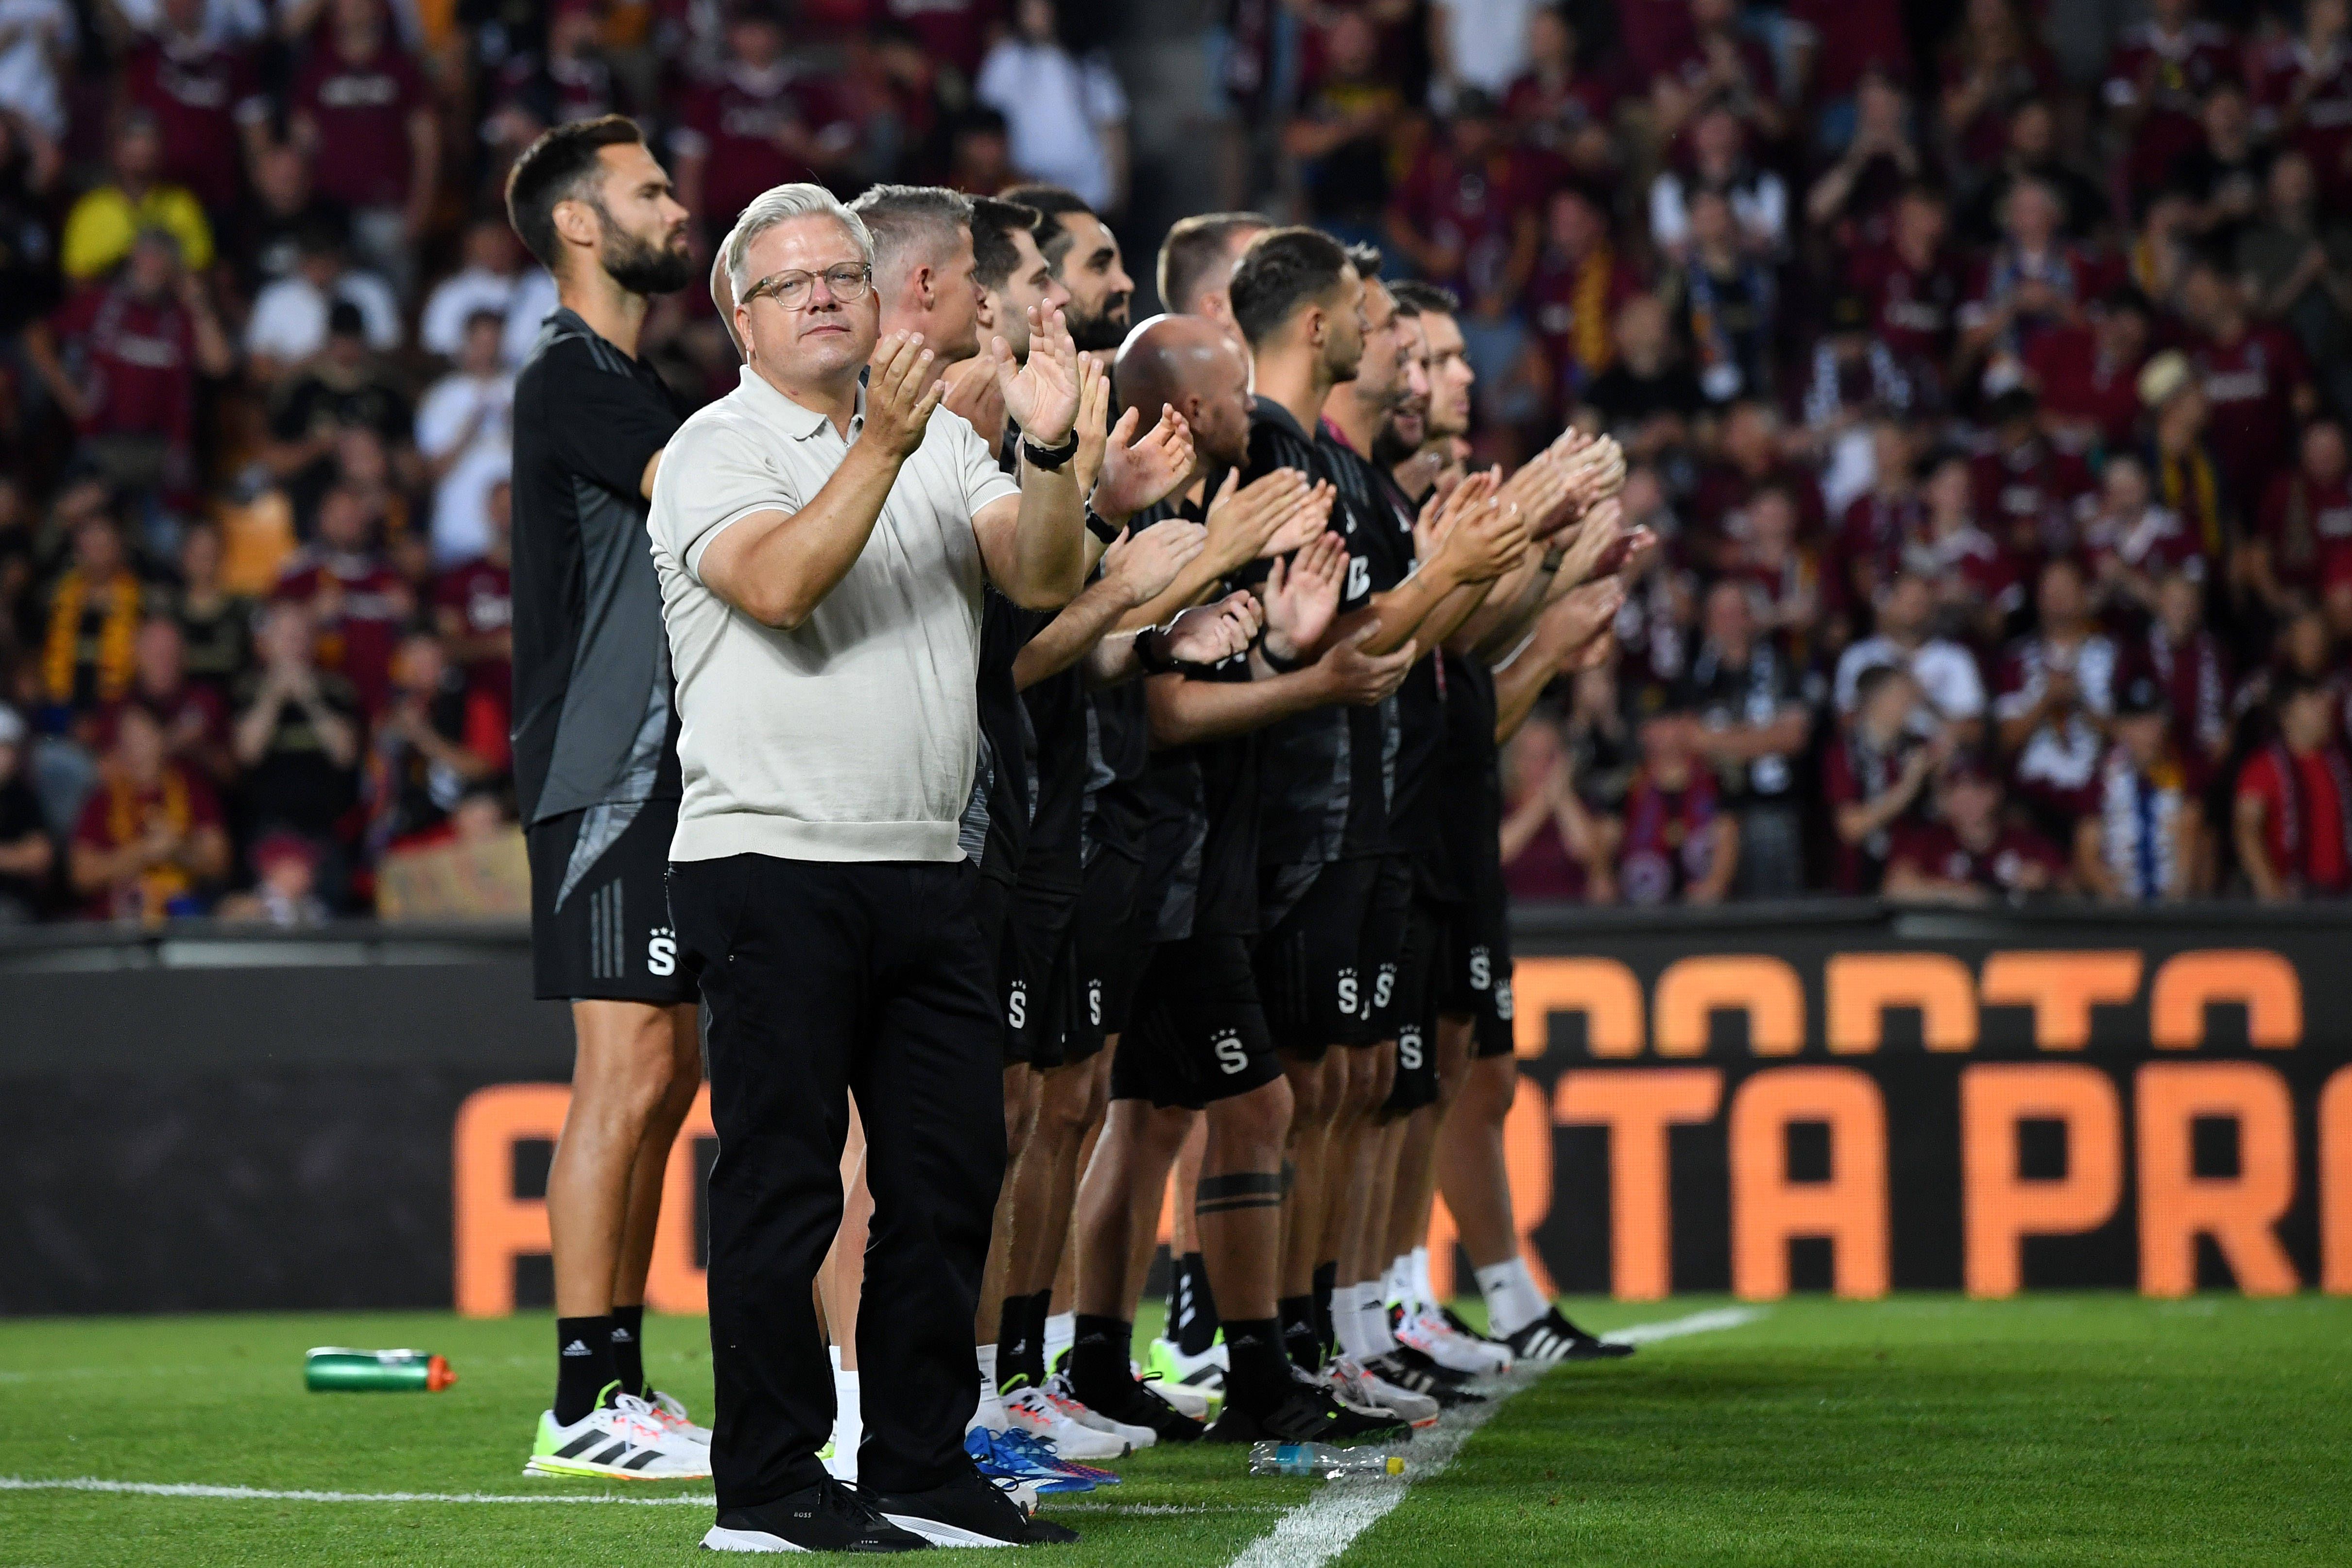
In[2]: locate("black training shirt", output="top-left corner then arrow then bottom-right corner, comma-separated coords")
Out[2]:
509,310 -> 684,826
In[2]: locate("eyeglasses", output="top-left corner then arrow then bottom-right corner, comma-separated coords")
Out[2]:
742,263 -> 873,311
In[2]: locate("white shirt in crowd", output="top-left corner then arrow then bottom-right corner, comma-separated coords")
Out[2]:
1649,169 -> 1790,258
414,368 -> 515,565
0,0 -> 74,140
1432,0 -> 1536,98
245,269 -> 403,361
649,367 -> 1019,866
974,40 -> 1127,214
1834,636 -> 1989,722
419,264 -> 558,368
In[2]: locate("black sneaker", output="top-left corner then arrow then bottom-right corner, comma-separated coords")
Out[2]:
1506,1308 -> 1634,1363
1205,1381 -> 1415,1446
700,1477 -> 931,1553
1365,1353 -> 1486,1407
1067,1367 -> 1206,1444
1378,1343 -> 1479,1390
874,1466 -> 1080,1547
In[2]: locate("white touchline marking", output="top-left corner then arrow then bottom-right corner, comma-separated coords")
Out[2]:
1224,1306 -> 1768,1568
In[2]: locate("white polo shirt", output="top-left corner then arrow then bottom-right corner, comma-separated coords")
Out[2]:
648,363 -> 1019,864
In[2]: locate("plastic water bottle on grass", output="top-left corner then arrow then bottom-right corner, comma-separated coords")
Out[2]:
304,1347 -> 457,1391
1247,1442 -> 1405,1479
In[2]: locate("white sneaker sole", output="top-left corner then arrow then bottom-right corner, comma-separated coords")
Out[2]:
880,1513 -> 1020,1548
524,1454 -> 711,1482
700,1524 -> 810,1552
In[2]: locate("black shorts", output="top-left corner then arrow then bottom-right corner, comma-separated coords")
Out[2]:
975,874 -> 1024,1067
1072,848 -> 1150,1056
999,880 -> 1082,1068
1112,933 -> 1285,1110
1254,854 -> 1413,1058
1439,846 -> 1515,1058
528,799 -> 697,1004
1383,896 -> 1446,1115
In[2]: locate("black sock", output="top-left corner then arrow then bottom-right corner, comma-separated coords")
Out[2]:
1176,1252 -> 1221,1356
1222,1317 -> 1297,1412
609,1305 -> 646,1398
554,1315 -> 618,1426
1066,1313 -> 1133,1407
997,1296 -> 1034,1390
1311,1261 -> 1338,1361
1278,1293 -> 1320,1373
1025,1289 -> 1054,1385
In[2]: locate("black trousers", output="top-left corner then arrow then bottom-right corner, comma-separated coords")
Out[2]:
669,854 -> 1004,1509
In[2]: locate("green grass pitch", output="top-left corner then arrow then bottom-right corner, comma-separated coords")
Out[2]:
2,1294 -> 2346,1566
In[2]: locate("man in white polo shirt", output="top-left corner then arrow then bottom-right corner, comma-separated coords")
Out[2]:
648,182 -> 1087,1553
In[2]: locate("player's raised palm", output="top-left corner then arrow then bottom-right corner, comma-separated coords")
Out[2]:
1098,407 -> 1196,522
993,300 -> 1080,445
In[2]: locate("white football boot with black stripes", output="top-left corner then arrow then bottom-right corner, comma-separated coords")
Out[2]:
526,1385 -> 712,1480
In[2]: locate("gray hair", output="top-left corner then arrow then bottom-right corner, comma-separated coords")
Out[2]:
721,183 -> 875,300
847,184 -> 975,283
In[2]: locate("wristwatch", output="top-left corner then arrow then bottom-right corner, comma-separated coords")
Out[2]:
1022,431 -> 1081,472
1085,509 -> 1122,545
1135,625 -> 1181,675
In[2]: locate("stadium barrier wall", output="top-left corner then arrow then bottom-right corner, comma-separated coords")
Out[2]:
3,905 -> 2349,1315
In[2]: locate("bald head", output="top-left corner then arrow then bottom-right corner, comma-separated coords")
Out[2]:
1117,313 -> 1252,469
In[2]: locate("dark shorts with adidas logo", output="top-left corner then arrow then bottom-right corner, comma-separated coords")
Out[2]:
526,798 -> 698,1005
1110,933 -> 1283,1110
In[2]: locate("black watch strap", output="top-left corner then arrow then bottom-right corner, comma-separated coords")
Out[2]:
1085,509 -> 1122,545
1135,626 -> 1181,675
1022,431 -> 1081,472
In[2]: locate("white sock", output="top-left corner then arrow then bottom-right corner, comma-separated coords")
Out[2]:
827,1359 -> 861,1482
1411,1246 -> 1439,1315
1358,1281 -> 1399,1357
1475,1258 -> 1549,1339
971,1344 -> 1009,1433
1384,1255 -> 1411,1310
1043,1311 -> 1076,1376
1333,1282 -> 1378,1362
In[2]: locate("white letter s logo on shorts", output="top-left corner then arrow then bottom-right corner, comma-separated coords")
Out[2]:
1213,1030 -> 1249,1075
1007,981 -> 1028,1031
1336,968 -> 1359,1017
1089,980 -> 1103,1028
1495,976 -> 1514,1022
647,928 -> 676,977
1398,1025 -> 1424,1070
1468,946 -> 1491,992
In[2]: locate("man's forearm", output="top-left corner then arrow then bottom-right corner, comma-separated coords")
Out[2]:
1115,553 -> 1223,634
1145,665 -> 1331,747
1342,556 -> 1465,657
704,442 -> 903,628
1461,550 -> 1549,658
1417,577 -> 1491,657
1491,633 -> 1556,744
1015,570 -> 1138,689
999,463 -> 1088,609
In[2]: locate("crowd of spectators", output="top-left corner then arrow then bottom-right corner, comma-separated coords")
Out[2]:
0,0 -> 2347,920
